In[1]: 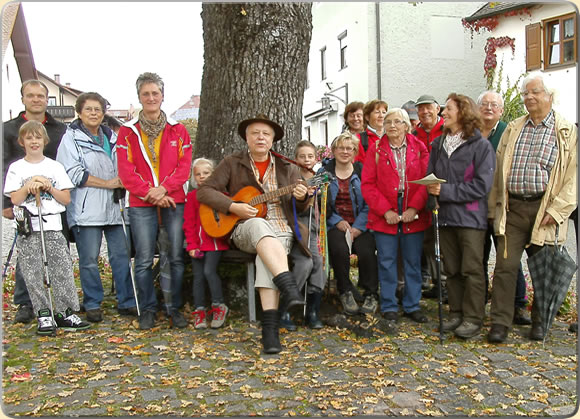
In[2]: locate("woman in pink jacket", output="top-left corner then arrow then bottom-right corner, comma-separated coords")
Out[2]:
361,108 -> 430,325
116,72 -> 192,330
183,158 -> 229,329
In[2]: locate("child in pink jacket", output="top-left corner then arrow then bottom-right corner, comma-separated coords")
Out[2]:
183,158 -> 229,329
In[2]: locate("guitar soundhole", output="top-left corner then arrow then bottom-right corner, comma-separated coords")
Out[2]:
212,209 -> 220,225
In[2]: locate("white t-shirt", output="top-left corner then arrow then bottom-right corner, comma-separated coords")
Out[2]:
4,157 -> 73,231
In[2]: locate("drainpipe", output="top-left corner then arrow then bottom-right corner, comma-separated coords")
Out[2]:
375,2 -> 382,99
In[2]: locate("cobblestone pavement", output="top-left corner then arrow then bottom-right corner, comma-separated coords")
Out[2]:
2,219 -> 578,416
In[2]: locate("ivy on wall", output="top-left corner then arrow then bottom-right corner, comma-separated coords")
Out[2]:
484,36 -> 516,87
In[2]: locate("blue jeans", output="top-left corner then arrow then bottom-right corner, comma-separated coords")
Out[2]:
73,225 -> 136,311
191,251 -> 224,308
129,205 -> 185,314
375,229 -> 424,314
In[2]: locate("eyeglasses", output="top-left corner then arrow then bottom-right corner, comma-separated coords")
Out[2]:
83,107 -> 103,114
336,146 -> 355,152
480,102 -> 500,109
521,88 -> 546,98
385,119 -> 405,126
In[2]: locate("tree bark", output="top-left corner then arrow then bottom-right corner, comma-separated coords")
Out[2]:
197,3 -> 312,161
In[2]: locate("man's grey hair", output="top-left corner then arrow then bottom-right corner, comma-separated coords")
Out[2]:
136,72 -> 164,96
476,90 -> 504,107
521,71 -> 558,104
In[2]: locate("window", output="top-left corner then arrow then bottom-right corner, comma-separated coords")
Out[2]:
321,120 -> 328,146
48,96 -> 57,106
305,126 -> 311,141
338,30 -> 347,69
320,46 -> 327,80
544,13 -> 576,68
5,64 -> 8,81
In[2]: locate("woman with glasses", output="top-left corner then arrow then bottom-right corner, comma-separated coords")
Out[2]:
354,99 -> 388,164
361,108 -> 430,325
320,132 -> 379,316
426,93 -> 495,339
57,92 -> 137,323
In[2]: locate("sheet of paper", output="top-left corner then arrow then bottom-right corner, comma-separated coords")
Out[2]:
345,228 -> 352,254
409,173 -> 447,185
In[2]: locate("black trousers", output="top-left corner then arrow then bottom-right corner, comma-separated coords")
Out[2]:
328,228 -> 378,297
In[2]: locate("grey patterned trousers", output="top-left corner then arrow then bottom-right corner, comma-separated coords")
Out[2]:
16,231 -> 80,316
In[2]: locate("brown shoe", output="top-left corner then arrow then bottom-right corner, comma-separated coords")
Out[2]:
487,323 -> 508,343
529,323 -> 544,341
513,307 -> 532,325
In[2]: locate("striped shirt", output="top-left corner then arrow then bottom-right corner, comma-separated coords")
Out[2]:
249,152 -> 292,234
390,139 -> 407,192
507,110 -> 557,195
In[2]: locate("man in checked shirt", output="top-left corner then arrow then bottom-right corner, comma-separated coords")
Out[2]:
487,72 -> 577,344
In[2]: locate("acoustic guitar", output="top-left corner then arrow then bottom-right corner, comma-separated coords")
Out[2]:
200,172 -> 332,238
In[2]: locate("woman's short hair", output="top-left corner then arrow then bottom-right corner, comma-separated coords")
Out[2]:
75,92 -> 107,115
331,132 -> 360,157
385,107 -> 412,133
136,72 -> 164,96
18,120 -> 49,147
363,99 -> 389,123
444,93 -> 483,139
342,101 -> 364,124
294,139 -> 317,157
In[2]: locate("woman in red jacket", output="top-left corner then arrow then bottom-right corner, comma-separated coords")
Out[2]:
354,99 -> 388,164
117,72 -> 192,330
361,108 -> 430,324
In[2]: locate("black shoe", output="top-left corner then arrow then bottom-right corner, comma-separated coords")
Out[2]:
487,323 -> 508,343
272,271 -> 305,311
55,308 -> 91,331
382,311 -> 398,322
569,322 -> 578,334
138,311 -> 156,330
14,305 -> 34,324
280,311 -> 297,331
261,309 -> 282,354
118,307 -> 138,316
440,316 -> 462,332
36,309 -> 56,335
529,323 -> 544,341
513,307 -> 532,325
86,308 -> 103,323
305,292 -> 323,329
170,310 -> 188,328
404,310 -> 428,323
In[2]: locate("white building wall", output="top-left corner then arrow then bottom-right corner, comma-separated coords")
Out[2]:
2,42 -> 25,121
491,3 -> 577,123
379,2 -> 487,107
302,2 -> 488,146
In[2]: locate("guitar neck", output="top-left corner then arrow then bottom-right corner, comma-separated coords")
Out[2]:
249,183 -> 298,206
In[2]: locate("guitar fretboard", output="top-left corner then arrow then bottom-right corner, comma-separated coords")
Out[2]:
249,183 -> 298,206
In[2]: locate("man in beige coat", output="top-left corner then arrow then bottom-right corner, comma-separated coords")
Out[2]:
487,72 -> 577,343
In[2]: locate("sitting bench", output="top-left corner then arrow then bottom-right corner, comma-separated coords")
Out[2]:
220,249 -> 257,322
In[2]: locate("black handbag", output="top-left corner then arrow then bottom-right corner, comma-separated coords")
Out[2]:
13,206 -> 33,237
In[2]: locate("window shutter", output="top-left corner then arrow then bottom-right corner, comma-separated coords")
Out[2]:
526,23 -> 542,70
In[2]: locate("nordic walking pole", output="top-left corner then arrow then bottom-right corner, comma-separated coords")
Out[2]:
2,232 -> 18,281
35,191 -> 57,334
429,194 -> 444,344
115,188 -> 140,316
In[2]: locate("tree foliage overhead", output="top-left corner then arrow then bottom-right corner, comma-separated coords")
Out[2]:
196,3 -> 312,161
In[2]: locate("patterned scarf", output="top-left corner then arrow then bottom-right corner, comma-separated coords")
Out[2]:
138,110 -> 167,163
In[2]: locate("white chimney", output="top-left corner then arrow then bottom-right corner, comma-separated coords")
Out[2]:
54,74 -> 60,84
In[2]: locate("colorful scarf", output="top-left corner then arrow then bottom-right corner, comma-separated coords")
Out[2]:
138,110 -> 167,163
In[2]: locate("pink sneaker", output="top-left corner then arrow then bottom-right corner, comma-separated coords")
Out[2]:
192,308 -> 208,329
209,304 -> 229,329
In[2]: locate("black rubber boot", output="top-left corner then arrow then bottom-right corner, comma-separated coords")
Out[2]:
280,311 -> 297,331
272,271 -> 305,312
261,309 -> 282,354
305,292 -> 323,329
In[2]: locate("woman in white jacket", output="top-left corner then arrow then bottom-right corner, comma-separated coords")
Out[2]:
56,92 -> 137,323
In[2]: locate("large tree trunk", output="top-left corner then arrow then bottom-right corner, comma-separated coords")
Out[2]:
196,3 -> 312,161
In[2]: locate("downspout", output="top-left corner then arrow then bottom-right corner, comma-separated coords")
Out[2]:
375,2 -> 382,99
